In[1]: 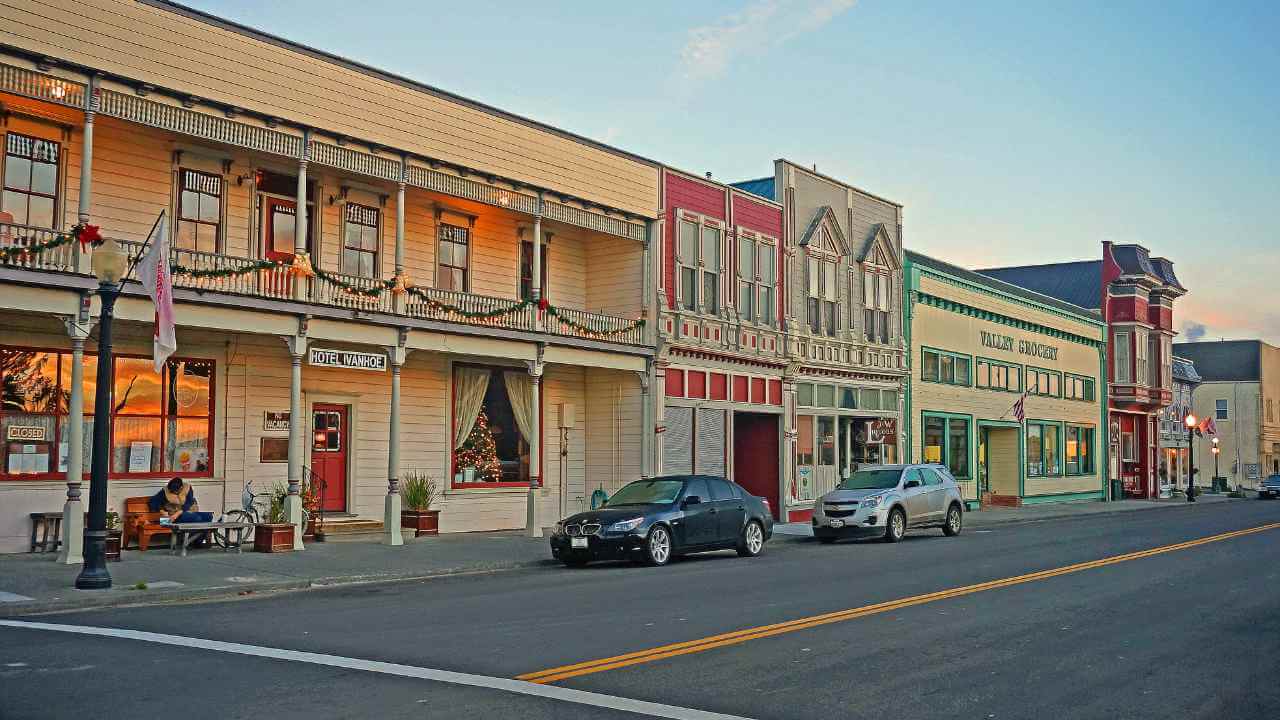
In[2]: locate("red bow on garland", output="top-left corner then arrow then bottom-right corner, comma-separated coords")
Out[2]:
74,223 -> 103,250
537,297 -> 549,312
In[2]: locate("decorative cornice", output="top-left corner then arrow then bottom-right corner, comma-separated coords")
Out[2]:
915,291 -> 1102,348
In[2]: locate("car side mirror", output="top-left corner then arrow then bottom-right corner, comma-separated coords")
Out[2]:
682,495 -> 702,507
903,479 -> 922,489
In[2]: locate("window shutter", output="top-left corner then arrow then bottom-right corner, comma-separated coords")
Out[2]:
664,406 -> 694,475
695,408 -> 726,477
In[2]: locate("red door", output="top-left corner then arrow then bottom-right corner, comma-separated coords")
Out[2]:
263,198 -> 298,297
733,412 -> 781,519
310,404 -> 348,513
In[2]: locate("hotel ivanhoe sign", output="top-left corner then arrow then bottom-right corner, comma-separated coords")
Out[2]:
979,330 -> 1059,361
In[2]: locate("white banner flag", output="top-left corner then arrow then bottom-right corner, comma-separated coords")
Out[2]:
137,212 -> 175,372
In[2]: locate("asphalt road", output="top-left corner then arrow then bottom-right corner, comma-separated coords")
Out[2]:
3,501 -> 1279,720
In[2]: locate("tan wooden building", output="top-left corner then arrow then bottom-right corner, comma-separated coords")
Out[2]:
904,251 -> 1109,507
0,0 -> 659,554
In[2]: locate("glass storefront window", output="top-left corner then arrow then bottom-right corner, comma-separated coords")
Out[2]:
840,388 -> 857,409
797,383 -> 814,407
948,419 -> 969,478
924,416 -> 945,465
818,416 -> 835,466
860,389 -> 880,411
816,384 -> 835,408
1043,424 -> 1060,475
1027,424 -> 1043,476
112,416 -> 161,473
881,390 -> 897,411
797,415 -> 815,466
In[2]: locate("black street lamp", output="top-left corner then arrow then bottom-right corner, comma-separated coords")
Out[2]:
75,236 -> 127,589
1184,413 -> 1197,504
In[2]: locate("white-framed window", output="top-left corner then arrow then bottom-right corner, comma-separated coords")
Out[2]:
1161,336 -> 1173,389
1216,399 -> 1229,420
1114,331 -> 1132,384
341,202 -> 380,278
863,267 -> 892,345
176,168 -> 223,253
1134,328 -> 1149,386
675,212 -> 724,315
736,231 -> 777,326
806,254 -> 837,336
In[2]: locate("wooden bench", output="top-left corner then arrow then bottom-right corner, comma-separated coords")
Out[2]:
168,521 -> 252,557
123,496 -> 171,551
29,512 -> 63,553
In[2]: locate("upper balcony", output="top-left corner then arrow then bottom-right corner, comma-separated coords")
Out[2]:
0,61 -> 652,352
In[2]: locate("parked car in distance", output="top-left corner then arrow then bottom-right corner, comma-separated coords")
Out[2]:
550,475 -> 774,567
812,464 -> 965,543
1259,474 -> 1280,499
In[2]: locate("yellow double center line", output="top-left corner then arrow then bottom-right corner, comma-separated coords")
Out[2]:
518,521 -> 1280,685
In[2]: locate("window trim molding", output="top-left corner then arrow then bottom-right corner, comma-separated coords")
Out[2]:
1025,418 -> 1065,478
1025,365 -> 1063,398
920,346 -> 972,387
447,360 -> 544,491
434,210 -> 475,293
673,208 -> 726,316
339,200 -> 382,279
974,356 -> 1024,393
1063,372 -> 1096,402
1063,423 -> 1097,477
2,130 -> 63,230
921,409 -> 973,480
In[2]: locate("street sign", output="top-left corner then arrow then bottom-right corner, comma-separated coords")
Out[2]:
309,347 -> 387,372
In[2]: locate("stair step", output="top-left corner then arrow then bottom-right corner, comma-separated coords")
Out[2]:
317,519 -> 384,534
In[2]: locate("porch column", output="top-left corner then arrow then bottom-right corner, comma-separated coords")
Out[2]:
75,74 -> 98,273
644,219 -> 658,347
383,341 -> 408,546
638,363 -> 654,479
781,365 -> 799,523
526,347 -> 544,537
532,193 -> 544,331
284,332 -> 308,550
294,134 -> 310,302
394,159 -> 407,314
653,358 -> 668,475
58,309 -> 94,565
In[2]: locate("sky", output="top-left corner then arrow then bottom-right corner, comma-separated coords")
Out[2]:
191,0 -> 1280,344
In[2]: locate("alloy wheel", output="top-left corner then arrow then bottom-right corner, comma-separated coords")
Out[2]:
745,522 -> 763,554
648,526 -> 671,565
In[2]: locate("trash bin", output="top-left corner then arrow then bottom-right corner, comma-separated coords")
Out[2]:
1111,479 -> 1124,501
1212,476 -> 1229,493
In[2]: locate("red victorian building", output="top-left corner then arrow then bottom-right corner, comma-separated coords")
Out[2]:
980,242 -> 1187,498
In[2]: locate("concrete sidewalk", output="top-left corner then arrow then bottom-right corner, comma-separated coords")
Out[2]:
0,494 -> 1249,616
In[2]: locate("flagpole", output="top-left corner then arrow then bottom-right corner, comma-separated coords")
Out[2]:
120,211 -> 166,286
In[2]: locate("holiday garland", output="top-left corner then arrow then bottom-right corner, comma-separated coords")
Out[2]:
2,231 -> 644,337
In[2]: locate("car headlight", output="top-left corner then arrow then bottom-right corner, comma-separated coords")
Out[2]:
861,495 -> 882,509
608,517 -> 644,533
552,522 -> 565,536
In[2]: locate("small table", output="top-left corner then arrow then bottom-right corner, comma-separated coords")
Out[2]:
168,522 -> 252,557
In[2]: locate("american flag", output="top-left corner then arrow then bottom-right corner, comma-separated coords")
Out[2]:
1013,393 -> 1027,423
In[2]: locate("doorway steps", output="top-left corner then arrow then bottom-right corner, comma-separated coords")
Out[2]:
313,517 -> 384,542
985,495 -> 1023,508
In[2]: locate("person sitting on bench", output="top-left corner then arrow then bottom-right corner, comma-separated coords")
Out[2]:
149,478 -> 214,544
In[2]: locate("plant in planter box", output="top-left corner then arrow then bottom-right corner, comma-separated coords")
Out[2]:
400,471 -> 442,537
253,482 -> 296,553
104,511 -> 122,561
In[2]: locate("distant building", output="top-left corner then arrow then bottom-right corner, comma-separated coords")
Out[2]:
1157,357 -> 1201,491
980,242 -> 1187,499
1173,340 -> 1280,489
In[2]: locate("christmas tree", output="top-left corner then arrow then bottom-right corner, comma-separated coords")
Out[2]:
456,410 -> 501,482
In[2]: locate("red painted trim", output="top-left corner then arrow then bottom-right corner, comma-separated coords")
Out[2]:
448,361 -> 544,490
709,373 -> 728,401
767,379 -> 783,406
665,368 -> 685,398
750,377 -> 766,404
687,370 -> 707,399
787,508 -> 813,523
732,375 -> 749,403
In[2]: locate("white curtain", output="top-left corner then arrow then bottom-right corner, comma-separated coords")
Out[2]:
503,371 -> 535,445
453,368 -> 491,449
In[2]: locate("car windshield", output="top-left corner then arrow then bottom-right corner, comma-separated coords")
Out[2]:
1266,475 -> 1280,485
838,469 -> 903,490
605,480 -> 684,506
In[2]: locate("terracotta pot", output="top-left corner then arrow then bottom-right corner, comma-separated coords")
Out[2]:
253,523 -> 296,553
104,529 -> 123,562
401,509 -> 440,537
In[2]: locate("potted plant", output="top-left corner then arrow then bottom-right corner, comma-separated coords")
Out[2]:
400,471 -> 441,537
254,483 -> 296,553
104,511 -> 122,561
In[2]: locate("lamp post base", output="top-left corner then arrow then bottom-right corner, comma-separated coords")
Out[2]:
74,529 -> 112,589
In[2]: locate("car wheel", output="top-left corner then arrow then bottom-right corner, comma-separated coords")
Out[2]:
817,535 -> 838,545
737,520 -> 765,557
562,558 -> 588,568
644,524 -> 672,566
942,503 -> 963,536
883,507 -> 906,543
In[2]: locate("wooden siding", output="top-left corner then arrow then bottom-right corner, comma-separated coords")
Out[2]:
1,0 -> 658,216
586,233 -> 644,318
584,366 -> 644,503
662,172 -> 728,310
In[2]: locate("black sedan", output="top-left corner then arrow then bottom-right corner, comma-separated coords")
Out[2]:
550,475 -> 774,567
1260,474 -> 1280,499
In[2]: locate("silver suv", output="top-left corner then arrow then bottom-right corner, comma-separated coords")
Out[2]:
812,464 -> 965,543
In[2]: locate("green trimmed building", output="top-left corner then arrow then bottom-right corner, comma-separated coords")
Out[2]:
903,251 -> 1109,508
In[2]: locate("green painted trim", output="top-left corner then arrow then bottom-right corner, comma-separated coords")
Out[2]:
976,419 -> 1026,500
1025,418 -> 1066,479
1063,371 -> 1097,403
903,263 -> 916,462
1098,343 -> 1111,500
921,410 -> 975,484
916,291 -> 1103,349
920,345 -> 973,386
916,265 -> 1106,330
1021,490 -> 1105,505
1063,423 -> 1099,477
965,500 -> 981,511
1025,365 -> 1065,399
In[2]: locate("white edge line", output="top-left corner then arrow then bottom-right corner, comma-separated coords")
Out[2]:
0,620 -> 754,720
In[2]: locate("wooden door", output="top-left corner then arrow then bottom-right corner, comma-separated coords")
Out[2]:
310,404 -> 348,513
263,198 -> 298,297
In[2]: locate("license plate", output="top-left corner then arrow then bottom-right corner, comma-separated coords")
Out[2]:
571,537 -> 588,549
828,519 -> 845,529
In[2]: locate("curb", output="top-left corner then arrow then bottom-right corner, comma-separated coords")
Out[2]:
0,558 -> 560,618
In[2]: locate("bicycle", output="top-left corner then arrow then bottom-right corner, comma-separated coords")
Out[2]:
214,480 -> 310,548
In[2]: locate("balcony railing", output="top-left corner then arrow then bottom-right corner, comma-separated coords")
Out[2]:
2,221 -> 644,347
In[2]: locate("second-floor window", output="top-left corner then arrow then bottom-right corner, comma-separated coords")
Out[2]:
807,256 -> 837,337
863,270 -> 892,344
1135,328 -> 1149,386
676,216 -> 722,314
1161,336 -> 1173,390
1114,331 -> 1132,383
175,169 -> 222,253
3,133 -> 59,228
341,203 -> 379,278
1216,399 -> 1229,420
437,223 -> 469,291
702,225 -> 721,314
737,235 -> 777,325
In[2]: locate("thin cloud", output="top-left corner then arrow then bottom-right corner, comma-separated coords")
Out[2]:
678,0 -> 857,84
